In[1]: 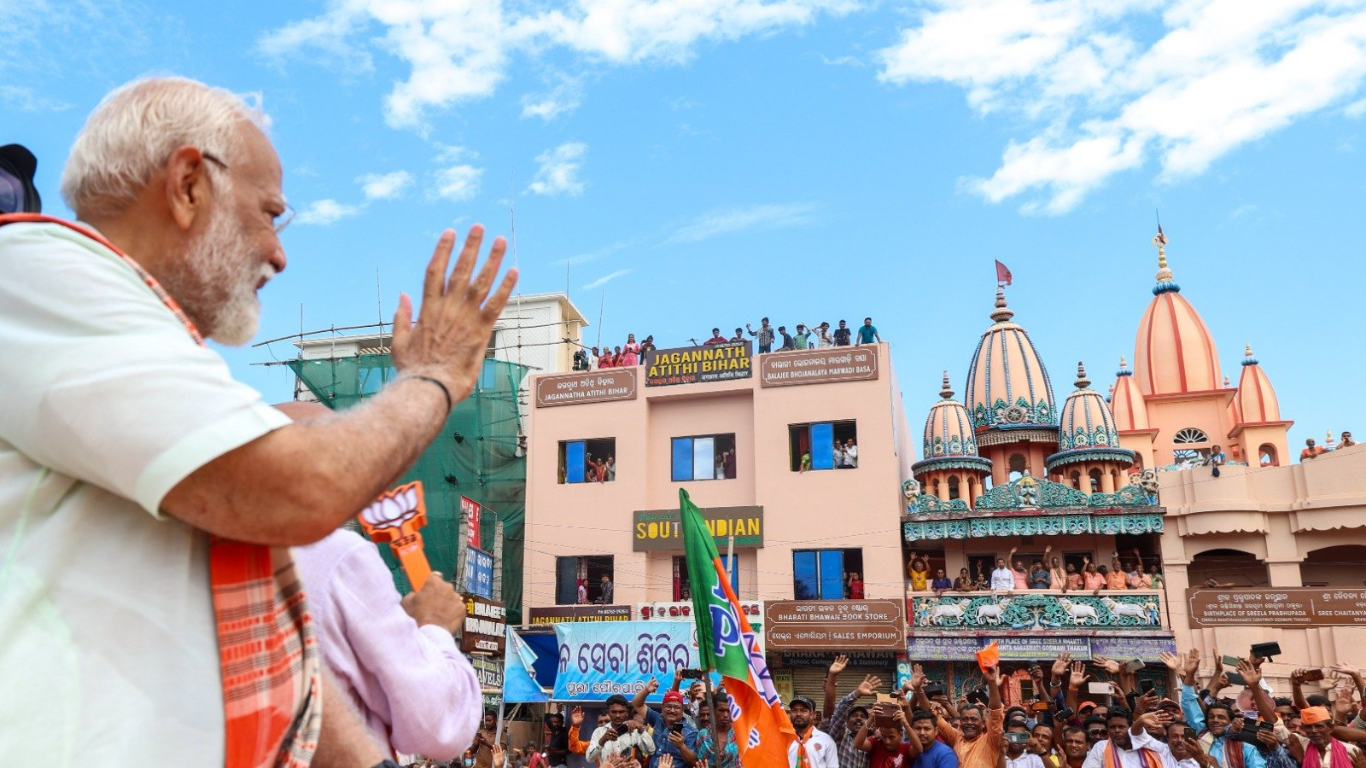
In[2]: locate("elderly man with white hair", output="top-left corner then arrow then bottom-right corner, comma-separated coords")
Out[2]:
0,77 -> 517,768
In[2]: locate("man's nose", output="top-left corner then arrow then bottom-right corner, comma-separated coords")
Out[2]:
269,242 -> 287,274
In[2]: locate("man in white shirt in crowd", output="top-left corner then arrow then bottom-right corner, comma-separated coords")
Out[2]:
991,556 -> 1017,592
0,76 -> 516,768
789,695 -> 840,768
1081,710 -> 1182,768
587,695 -> 656,764
1006,721 -> 1045,768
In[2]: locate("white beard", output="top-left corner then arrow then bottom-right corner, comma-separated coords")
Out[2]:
169,195 -> 274,346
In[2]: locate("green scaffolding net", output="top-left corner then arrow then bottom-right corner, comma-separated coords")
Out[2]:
286,353 -> 529,623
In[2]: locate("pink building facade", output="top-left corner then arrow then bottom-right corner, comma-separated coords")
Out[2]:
523,342 -> 914,616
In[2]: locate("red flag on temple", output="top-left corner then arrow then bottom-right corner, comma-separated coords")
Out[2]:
994,260 -> 1012,286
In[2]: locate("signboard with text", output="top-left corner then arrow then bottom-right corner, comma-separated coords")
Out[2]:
527,604 -> 633,625
461,495 -> 481,549
759,346 -> 879,387
765,599 -> 905,650
643,341 -> 752,387
535,368 -> 638,408
552,620 -> 699,702
461,595 -> 506,655
464,545 -> 494,600
1187,588 -> 1366,627
903,635 -> 1177,662
632,505 -> 764,551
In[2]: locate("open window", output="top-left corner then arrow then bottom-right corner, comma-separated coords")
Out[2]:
793,548 -> 863,599
788,420 -> 859,471
673,554 -> 739,600
671,434 -> 737,481
555,555 -> 615,605
559,438 -> 617,483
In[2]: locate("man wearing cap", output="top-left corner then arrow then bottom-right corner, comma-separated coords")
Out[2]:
1295,707 -> 1362,768
789,695 -> 839,768
642,688 -> 699,768
822,655 -> 881,768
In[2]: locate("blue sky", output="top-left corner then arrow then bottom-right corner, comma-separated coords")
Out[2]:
5,0 -> 1365,449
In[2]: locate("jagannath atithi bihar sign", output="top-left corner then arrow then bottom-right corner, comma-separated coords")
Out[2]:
535,368 -> 638,407
643,341 -> 752,387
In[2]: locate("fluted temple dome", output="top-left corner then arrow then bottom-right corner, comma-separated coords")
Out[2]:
1133,232 -> 1221,396
1233,345 -> 1282,424
965,287 -> 1057,432
1110,355 -> 1151,432
1046,363 -> 1136,473
913,373 -> 993,478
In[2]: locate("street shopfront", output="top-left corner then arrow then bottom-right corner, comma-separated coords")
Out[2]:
764,599 -> 907,715
905,634 -> 1178,704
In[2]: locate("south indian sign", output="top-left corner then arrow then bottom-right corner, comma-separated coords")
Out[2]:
632,505 -> 764,551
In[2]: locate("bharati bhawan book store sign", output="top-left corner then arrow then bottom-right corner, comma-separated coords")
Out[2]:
643,342 -> 752,387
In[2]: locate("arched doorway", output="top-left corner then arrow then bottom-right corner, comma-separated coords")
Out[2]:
1259,444 -> 1279,467
1189,549 -> 1268,588
1301,546 -> 1366,587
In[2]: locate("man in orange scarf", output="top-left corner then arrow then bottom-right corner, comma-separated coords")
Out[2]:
1080,709 -> 1172,768
1296,707 -> 1363,768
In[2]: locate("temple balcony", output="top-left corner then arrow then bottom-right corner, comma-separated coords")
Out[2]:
907,589 -> 1172,634
901,474 -> 1166,541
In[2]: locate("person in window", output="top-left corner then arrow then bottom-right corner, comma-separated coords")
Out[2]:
954,567 -> 975,592
847,572 -> 865,600
1149,564 -> 1164,590
856,317 -> 881,345
1209,444 -> 1226,477
1081,559 -> 1105,592
596,574 -> 614,604
834,439 -> 847,469
932,568 -> 953,594
715,454 -> 726,480
576,578 -> 588,604
1064,562 -> 1083,592
799,450 -> 812,473
605,456 -> 616,482
703,327 -> 728,345
844,438 -> 859,468
723,449 -> 736,479
1106,555 -> 1128,590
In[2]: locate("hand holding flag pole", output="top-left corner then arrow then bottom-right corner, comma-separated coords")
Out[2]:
357,480 -> 433,590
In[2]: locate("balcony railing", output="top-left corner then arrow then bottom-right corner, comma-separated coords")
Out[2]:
908,590 -> 1168,631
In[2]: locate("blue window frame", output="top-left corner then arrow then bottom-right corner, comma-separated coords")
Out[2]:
560,438 -> 616,483
671,434 -> 736,481
792,548 -> 863,599
789,420 -> 858,472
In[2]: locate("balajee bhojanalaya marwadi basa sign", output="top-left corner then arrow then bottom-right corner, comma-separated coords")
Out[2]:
643,341 -> 752,387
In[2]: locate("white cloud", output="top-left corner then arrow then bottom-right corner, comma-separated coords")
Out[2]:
878,0 -> 1366,213
527,142 -> 587,196
358,170 -> 414,200
297,199 -> 364,226
1348,97 -> 1366,118
522,73 -> 585,120
820,54 -> 863,67
432,164 -> 484,202
259,0 -> 857,129
669,202 -> 819,243
0,84 -> 70,112
582,268 -> 633,290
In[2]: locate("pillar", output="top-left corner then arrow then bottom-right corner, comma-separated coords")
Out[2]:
1100,468 -> 1116,493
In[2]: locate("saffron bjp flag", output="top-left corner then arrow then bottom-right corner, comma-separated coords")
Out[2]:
994,259 -> 1013,286
681,489 -> 796,767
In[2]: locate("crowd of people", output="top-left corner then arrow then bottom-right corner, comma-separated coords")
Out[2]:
424,644 -> 1366,768
571,317 -> 884,370
906,548 -> 1165,594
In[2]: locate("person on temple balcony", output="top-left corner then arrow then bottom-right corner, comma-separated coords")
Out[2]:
1209,445 -> 1227,478
992,551 -> 1018,591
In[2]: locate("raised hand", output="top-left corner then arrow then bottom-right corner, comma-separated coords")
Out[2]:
391,226 -> 519,404
1069,661 -> 1091,690
910,664 -> 928,691
571,706 -> 584,726
1160,652 -> 1181,671
1052,653 -> 1072,679
1094,656 -> 1121,675
659,755 -> 675,768
492,744 -> 506,768
1238,658 -> 1262,687
644,677 -> 660,695
984,665 -> 1003,686
857,674 -> 884,698
830,654 -> 850,675
1185,649 -> 1201,675
1134,710 -> 1170,732
1291,669 -> 1308,686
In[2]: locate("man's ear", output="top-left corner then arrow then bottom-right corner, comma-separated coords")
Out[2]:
164,145 -> 211,230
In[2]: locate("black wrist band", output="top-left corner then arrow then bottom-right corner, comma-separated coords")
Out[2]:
410,375 -> 453,413
369,761 -> 402,768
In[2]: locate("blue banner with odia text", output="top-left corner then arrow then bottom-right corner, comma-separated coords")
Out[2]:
552,620 -> 700,702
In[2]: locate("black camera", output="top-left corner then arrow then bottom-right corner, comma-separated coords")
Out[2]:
967,687 -> 989,706
0,144 -> 41,214
1250,642 -> 1281,661
678,668 -> 707,680
924,683 -> 946,698
1232,720 -> 1273,744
